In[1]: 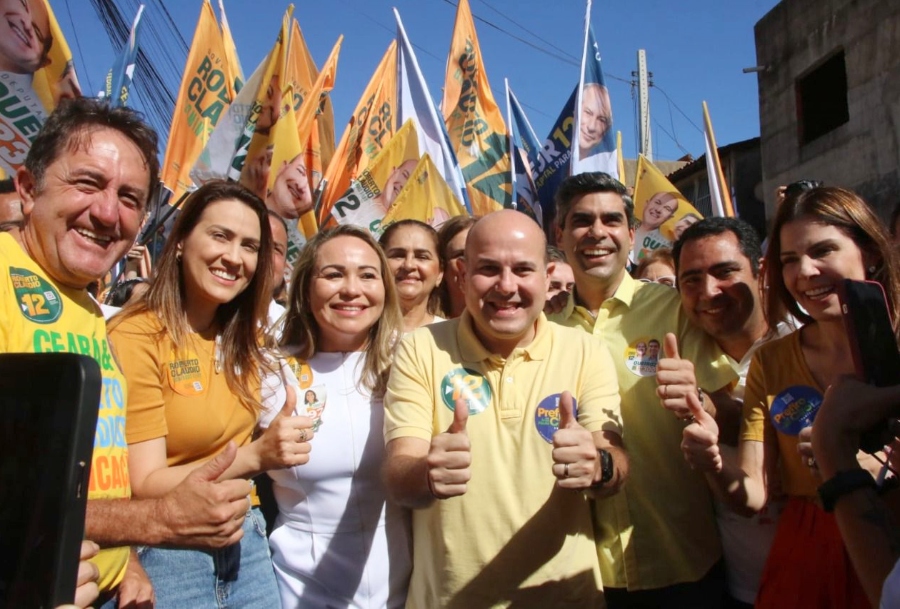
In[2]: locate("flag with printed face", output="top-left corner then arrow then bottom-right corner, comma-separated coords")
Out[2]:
703,101 -> 735,217
383,154 -> 468,230
318,41 -> 397,225
328,118 -> 420,236
235,7 -> 292,197
506,80 -> 542,226
632,154 -> 703,262
0,0 -> 82,177
395,8 -> 470,214
101,4 -> 144,107
218,0 -> 243,92
533,85 -> 576,234
442,0 -> 510,216
572,1 -> 617,177
160,0 -> 236,199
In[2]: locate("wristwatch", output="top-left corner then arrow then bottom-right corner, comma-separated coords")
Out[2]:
589,449 -> 614,489
817,469 -> 877,512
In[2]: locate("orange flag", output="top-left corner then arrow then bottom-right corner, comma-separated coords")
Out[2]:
318,41 -> 397,225
441,0 -> 511,216
161,0 -> 235,199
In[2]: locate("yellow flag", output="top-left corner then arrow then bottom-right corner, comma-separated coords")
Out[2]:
218,0 -> 244,92
441,0 -> 511,216
383,154 -> 468,229
632,154 -> 703,261
238,6 -> 292,198
328,118 -> 419,234
616,131 -> 626,187
161,0 -> 236,199
318,41 -> 397,225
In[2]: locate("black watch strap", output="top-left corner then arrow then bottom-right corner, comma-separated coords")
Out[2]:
818,469 -> 876,512
590,449 -> 614,489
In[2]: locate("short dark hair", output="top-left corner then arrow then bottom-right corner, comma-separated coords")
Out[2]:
24,97 -> 159,208
0,178 -> 15,195
104,277 -> 149,307
266,209 -> 289,235
554,172 -> 632,229
546,245 -> 568,264
673,216 -> 763,278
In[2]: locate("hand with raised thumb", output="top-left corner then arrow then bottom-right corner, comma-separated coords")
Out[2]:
552,391 -> 597,489
656,332 -> 700,420
427,398 -> 472,499
681,389 -> 722,472
257,384 -> 315,472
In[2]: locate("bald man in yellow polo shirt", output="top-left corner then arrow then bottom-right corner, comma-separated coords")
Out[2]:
384,210 -> 628,608
550,172 -> 738,609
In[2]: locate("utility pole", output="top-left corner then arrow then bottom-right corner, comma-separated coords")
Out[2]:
637,49 -> 653,161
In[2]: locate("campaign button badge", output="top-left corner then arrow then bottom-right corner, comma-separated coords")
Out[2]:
10,267 -> 62,324
624,337 -> 662,377
535,393 -> 578,444
440,368 -> 491,415
770,385 -> 823,436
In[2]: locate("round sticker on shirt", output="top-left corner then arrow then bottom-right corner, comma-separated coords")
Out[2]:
300,385 -> 327,432
624,337 -> 661,377
770,385 -> 823,436
287,358 -> 314,389
167,349 -> 207,396
534,393 -> 579,444
10,267 -> 62,324
440,368 -> 491,415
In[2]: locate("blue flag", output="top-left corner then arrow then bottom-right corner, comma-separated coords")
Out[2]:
533,85 -> 576,232
506,80 -> 542,225
103,5 -> 145,108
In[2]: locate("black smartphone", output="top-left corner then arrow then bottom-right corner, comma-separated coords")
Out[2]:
0,353 -> 101,609
838,279 -> 900,453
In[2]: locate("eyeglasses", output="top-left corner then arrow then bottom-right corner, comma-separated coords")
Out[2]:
638,276 -> 676,288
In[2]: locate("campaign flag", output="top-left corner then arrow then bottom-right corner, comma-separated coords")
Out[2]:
0,0 -> 82,177
506,80 -> 542,225
160,0 -> 236,199
317,41 -> 398,225
616,131 -> 626,185
632,154 -> 703,261
218,0 -> 244,92
189,56 -> 266,185
383,154 -> 468,229
442,0 -> 510,216
572,1 -> 617,177
533,85 -> 576,233
703,101 -> 735,217
328,118 -> 420,236
101,4 -> 144,107
395,8 -> 471,214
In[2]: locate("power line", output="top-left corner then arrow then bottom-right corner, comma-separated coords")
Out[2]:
652,117 -> 691,157
652,84 -> 703,134
474,0 -> 578,63
64,0 -> 95,95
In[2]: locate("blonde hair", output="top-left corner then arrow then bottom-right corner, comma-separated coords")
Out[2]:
280,225 -> 403,396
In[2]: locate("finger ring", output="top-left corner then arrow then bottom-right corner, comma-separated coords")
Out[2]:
563,463 -> 570,478
683,415 -> 696,424
299,429 -> 308,442
807,457 -> 817,468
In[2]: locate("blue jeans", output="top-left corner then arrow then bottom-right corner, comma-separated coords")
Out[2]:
135,507 -> 279,609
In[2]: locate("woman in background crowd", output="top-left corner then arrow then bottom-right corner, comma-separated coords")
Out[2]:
436,215 -> 476,319
634,247 -> 677,287
379,219 -> 444,332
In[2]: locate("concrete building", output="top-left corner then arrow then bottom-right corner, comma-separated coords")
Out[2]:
754,0 -> 900,222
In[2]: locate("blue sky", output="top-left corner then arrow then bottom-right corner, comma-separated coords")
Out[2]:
58,0 -> 780,163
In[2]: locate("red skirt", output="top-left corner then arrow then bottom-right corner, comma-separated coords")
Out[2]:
755,496 -> 870,608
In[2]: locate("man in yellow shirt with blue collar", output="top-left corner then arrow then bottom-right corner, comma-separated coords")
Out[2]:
550,172 -> 738,609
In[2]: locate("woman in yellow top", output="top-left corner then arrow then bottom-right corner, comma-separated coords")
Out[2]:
683,186 -> 900,609
108,180 -> 314,608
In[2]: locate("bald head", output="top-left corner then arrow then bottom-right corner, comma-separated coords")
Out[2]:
461,210 -> 549,356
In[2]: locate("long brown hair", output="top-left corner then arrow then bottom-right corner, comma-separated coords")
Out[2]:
280,224 -> 403,396
764,186 -> 900,338
110,180 -> 274,412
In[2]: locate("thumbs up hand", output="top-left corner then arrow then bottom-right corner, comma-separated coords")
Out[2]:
427,398 -> 471,499
681,388 -> 723,472
256,384 -> 315,471
656,333 -> 702,421
552,391 -> 599,490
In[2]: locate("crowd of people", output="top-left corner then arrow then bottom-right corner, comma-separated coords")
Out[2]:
4,97 -> 900,609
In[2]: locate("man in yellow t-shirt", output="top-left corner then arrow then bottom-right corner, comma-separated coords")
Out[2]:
550,172 -> 738,608
2,98 -> 253,607
384,210 -> 628,608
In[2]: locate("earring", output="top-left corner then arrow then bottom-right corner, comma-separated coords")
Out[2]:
868,265 -> 876,274
176,252 -> 182,263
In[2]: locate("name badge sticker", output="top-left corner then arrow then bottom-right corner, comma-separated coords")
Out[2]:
535,393 -> 579,444
440,368 -> 491,415
770,385 -> 822,436
10,267 -> 62,324
624,337 -> 661,377
167,348 -> 207,396
300,385 -> 327,432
